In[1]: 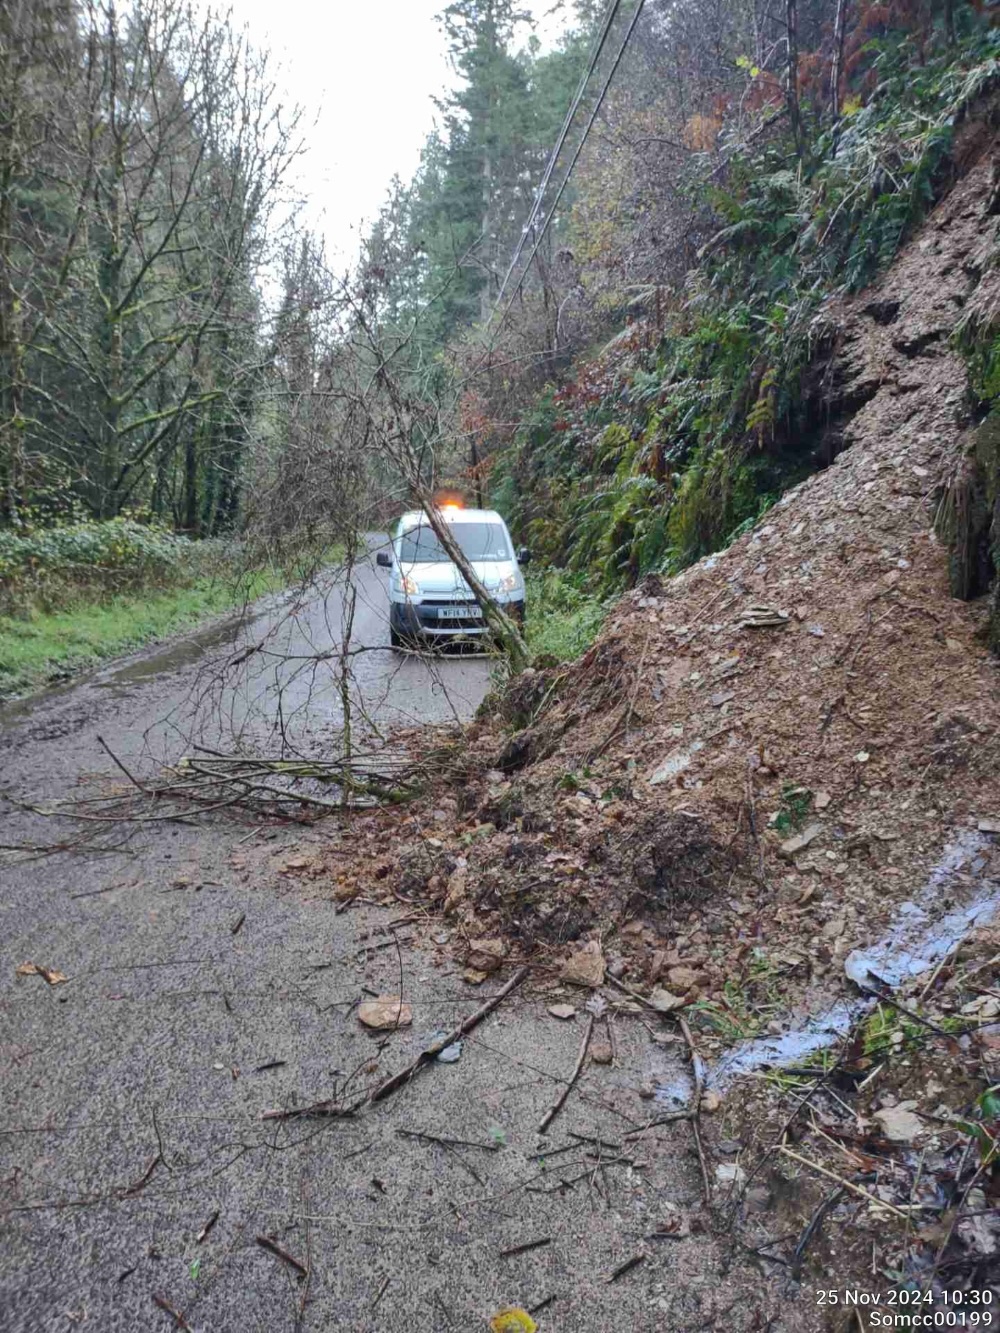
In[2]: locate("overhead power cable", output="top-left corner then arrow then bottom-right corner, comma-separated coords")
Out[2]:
493,0 -> 623,308
486,0 -> 647,343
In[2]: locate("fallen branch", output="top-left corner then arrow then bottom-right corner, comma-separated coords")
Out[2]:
152,1293 -> 192,1331
368,966 -> 529,1104
607,1253 -> 645,1283
500,1236 -> 552,1258
397,1128 -> 500,1153
256,1234 -> 308,1278
792,1185 -> 845,1278
679,1016 -> 712,1204
538,1013 -> 594,1135
778,1146 -> 912,1221
260,1100 -> 357,1123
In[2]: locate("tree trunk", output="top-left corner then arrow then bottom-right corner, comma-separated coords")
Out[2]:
786,0 -> 802,157
469,435 -> 485,508
831,0 -> 849,128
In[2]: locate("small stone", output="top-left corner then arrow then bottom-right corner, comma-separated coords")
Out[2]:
590,1041 -> 613,1065
649,987 -> 686,1013
666,966 -> 701,991
443,868 -> 468,914
547,1003 -> 577,1021
464,939 -> 505,975
358,997 -> 413,1031
814,791 -> 832,811
700,1091 -> 721,1113
715,1163 -> 746,1188
779,823 -> 824,859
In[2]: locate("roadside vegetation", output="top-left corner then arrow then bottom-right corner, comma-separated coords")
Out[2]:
0,517 -> 288,698
523,567 -> 607,663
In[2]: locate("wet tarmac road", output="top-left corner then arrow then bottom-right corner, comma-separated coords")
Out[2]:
1,544 -> 494,795
0,550 -> 710,1333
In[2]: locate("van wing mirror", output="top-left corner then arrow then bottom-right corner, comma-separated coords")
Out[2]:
376,551 -> 393,568
517,546 -> 531,565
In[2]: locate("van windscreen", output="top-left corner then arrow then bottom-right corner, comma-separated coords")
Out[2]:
398,522 -> 510,563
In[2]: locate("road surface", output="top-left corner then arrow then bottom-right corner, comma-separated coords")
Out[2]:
0,555 -> 745,1333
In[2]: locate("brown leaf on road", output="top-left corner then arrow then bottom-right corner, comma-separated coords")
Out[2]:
16,962 -> 69,985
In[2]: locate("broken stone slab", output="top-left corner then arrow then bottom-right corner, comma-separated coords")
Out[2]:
738,605 -> 790,628
560,940 -> 606,988
779,823 -> 824,859
648,741 -> 703,786
873,1105 -> 924,1143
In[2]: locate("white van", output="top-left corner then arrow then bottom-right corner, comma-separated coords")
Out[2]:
377,506 -> 528,647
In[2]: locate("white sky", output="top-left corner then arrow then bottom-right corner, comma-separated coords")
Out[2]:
226,0 -> 571,265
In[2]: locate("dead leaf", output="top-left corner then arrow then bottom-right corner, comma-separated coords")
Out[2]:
357,997 -> 412,1031
547,1003 -> 577,1020
16,962 -> 69,985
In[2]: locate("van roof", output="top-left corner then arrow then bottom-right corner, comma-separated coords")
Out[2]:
396,508 -> 503,528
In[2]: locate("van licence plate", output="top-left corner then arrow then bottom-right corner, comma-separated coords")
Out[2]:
437,605 -> 482,620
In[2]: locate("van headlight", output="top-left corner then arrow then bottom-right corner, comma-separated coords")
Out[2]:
497,573 -> 520,594
400,574 -> 421,597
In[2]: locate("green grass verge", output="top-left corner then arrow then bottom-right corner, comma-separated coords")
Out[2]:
0,568 -> 281,701
524,567 -> 608,663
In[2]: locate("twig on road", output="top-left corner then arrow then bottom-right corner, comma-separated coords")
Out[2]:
538,1014 -> 594,1135
152,1293 -> 192,1330
256,1234 -> 308,1278
679,1016 -> 712,1204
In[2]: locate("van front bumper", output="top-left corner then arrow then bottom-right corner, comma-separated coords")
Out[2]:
391,596 -> 524,639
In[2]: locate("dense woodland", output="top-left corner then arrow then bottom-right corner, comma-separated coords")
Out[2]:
2,0 -> 999,603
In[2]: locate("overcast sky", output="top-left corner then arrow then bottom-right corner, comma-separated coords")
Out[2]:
226,0 -> 571,265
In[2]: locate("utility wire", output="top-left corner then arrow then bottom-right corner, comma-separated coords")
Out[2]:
493,0 -> 623,308
485,0 -> 647,343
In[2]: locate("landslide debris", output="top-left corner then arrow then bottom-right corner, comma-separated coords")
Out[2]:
304,130 -> 1000,1028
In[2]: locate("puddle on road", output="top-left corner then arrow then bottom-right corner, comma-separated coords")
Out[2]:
655,830 -> 1000,1104
92,609 -> 258,689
